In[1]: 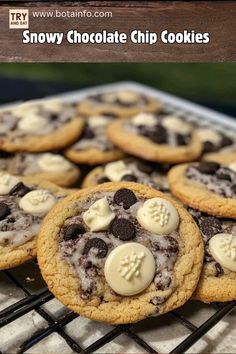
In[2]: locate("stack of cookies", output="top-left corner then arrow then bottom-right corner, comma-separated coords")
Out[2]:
0,88 -> 235,325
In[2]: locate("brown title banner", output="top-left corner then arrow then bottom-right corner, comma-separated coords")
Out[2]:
0,1 -> 235,62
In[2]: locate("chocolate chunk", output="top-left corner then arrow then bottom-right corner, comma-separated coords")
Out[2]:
114,188 -> 137,209
221,135 -> 233,147
82,125 -> 95,139
0,150 -> 12,158
97,176 -> 110,184
50,113 -> 58,121
176,134 -> 188,146
121,174 -> 138,182
137,161 -> 153,174
0,202 -> 10,220
151,125 -> 168,144
215,263 -> 224,277
216,169 -> 232,181
9,182 -> 31,197
63,223 -> 86,241
199,216 -> 222,237
231,184 -> 236,194
196,161 -> 220,174
83,238 -> 108,258
203,141 -> 215,153
110,217 -> 136,241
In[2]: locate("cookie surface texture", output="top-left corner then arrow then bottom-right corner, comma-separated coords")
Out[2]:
38,182 -> 203,324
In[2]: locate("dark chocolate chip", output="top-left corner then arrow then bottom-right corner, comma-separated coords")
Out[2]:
221,135 -> 233,147
113,188 -> 137,209
199,216 -> 222,237
0,150 -> 12,159
82,125 -> 95,139
9,182 -> 31,197
110,217 -> 136,241
215,263 -> 224,277
0,202 -> 10,220
216,170 -> 232,181
196,161 -> 220,174
176,134 -> 188,146
151,125 -> 168,144
63,223 -> 86,241
50,113 -> 58,121
231,184 -> 236,194
137,161 -> 153,174
83,238 -> 108,258
203,141 -> 215,153
97,176 -> 110,184
121,174 -> 138,182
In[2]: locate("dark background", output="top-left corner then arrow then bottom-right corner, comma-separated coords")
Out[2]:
0,63 -> 235,117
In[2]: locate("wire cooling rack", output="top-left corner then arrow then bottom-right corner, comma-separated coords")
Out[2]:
0,262 -> 236,353
0,82 -> 236,353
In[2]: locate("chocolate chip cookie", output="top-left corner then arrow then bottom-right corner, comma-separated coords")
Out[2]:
78,90 -> 161,118
0,173 -> 68,269
82,158 -> 170,192
0,152 -> 80,187
107,113 -> 202,163
64,114 -> 124,165
168,162 -> 236,218
188,208 -> 236,302
196,127 -> 236,163
38,182 -> 203,324
0,99 -> 84,152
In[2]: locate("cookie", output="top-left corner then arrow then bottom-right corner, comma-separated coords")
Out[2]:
0,99 -> 84,152
0,152 -> 80,187
82,158 -> 170,192
78,90 -> 161,118
64,114 -> 124,165
0,173 -> 69,270
168,162 -> 236,218
196,127 -> 236,162
107,113 -> 202,163
38,182 -> 203,324
188,208 -> 236,302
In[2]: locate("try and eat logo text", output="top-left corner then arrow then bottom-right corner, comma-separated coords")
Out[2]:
9,9 -> 29,29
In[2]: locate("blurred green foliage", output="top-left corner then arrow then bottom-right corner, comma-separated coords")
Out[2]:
0,63 -> 235,106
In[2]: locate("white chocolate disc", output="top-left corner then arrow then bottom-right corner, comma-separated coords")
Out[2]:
41,99 -> 63,113
197,128 -> 221,144
137,198 -> 179,235
162,115 -> 192,134
12,102 -> 39,118
88,115 -> 109,128
209,233 -> 236,272
104,242 -> 155,296
116,90 -> 139,104
38,153 -> 72,172
18,114 -> 48,132
104,161 -> 131,182
229,161 -> 236,173
19,190 -> 56,216
0,173 -> 20,195
131,112 -> 157,126
83,197 -> 115,232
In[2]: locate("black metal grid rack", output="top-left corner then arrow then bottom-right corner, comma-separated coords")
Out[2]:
0,265 -> 235,354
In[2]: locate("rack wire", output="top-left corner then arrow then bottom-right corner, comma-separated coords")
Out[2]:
0,265 -> 235,354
